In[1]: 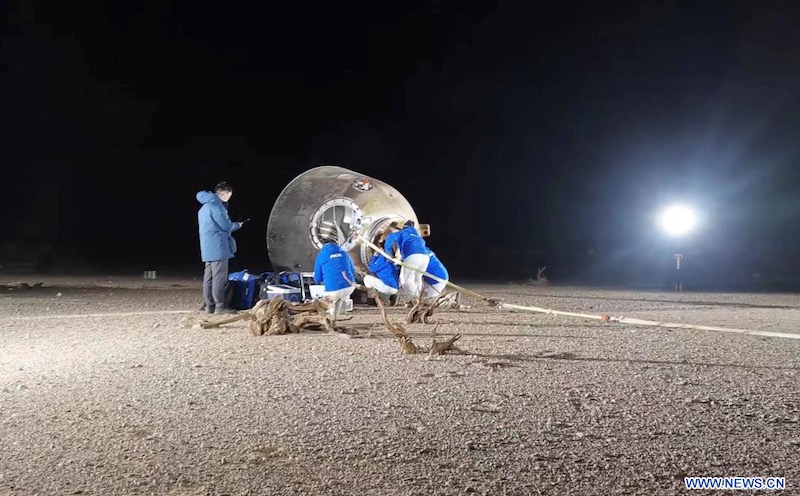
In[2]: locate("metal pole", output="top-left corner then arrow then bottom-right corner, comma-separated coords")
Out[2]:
673,253 -> 684,291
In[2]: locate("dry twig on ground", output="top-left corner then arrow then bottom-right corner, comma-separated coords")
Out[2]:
371,288 -> 463,356
426,321 -> 463,355
182,291 -> 464,354
406,286 -> 451,324
182,297 -> 361,336
369,288 -> 418,354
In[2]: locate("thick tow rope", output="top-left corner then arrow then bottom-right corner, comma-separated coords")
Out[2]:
356,235 -> 800,341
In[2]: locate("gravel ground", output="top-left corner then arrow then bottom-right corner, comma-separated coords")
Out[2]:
1,276 -> 799,495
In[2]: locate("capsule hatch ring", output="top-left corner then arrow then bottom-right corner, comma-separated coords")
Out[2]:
309,198 -> 363,251
359,215 -> 406,265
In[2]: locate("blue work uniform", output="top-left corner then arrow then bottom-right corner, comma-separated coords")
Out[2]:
313,243 -> 356,291
367,252 -> 400,290
384,226 -> 427,259
423,248 -> 448,286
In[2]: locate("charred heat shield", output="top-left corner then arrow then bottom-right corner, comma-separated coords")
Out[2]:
267,166 -> 421,273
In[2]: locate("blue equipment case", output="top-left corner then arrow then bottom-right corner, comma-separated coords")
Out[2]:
225,269 -> 260,310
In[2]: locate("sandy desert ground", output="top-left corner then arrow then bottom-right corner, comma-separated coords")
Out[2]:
1,275 -> 799,495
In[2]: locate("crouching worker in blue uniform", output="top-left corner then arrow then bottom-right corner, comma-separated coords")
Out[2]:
197,182 -> 244,315
313,238 -> 357,317
422,247 -> 449,301
384,220 -> 430,298
363,234 -> 400,297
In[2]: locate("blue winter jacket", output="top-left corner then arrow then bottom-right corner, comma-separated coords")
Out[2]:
367,252 -> 399,290
385,226 -> 427,259
197,191 -> 241,262
423,248 -> 449,286
314,243 -> 356,291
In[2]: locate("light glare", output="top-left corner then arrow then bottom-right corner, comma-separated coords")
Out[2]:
658,205 -> 697,236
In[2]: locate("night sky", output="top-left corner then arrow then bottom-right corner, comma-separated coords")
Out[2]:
3,1 -> 800,289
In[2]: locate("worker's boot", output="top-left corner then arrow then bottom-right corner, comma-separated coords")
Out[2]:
214,306 -> 236,315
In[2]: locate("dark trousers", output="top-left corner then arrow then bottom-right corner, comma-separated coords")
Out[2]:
203,259 -> 229,308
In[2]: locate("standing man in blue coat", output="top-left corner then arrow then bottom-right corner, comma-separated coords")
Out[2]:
313,238 -> 357,317
197,182 -> 244,314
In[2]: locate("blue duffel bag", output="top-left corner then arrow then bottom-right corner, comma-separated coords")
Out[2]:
225,269 -> 260,310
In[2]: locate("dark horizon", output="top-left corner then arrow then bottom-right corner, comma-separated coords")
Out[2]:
3,1 -> 800,290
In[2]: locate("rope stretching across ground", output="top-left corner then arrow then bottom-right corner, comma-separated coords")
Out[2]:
356,235 -> 800,341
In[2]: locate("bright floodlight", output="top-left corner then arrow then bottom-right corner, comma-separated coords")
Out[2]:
658,205 -> 697,236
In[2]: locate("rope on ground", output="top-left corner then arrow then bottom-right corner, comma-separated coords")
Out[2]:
356,235 -> 800,341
